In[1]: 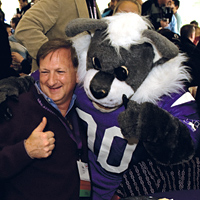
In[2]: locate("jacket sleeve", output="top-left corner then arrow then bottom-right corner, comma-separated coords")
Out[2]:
0,116 -> 33,179
15,0 -> 60,60
0,140 -> 33,179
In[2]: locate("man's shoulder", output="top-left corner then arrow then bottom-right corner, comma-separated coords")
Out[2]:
11,85 -> 36,107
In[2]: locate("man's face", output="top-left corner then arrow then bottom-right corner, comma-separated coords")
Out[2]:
18,0 -> 27,9
110,0 -> 119,10
170,0 -> 177,13
39,48 -> 77,108
10,21 -> 15,29
159,0 -> 171,7
115,1 -> 139,14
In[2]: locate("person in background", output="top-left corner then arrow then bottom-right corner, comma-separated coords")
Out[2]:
1,19 -> 30,77
164,0 -> 178,34
10,50 -> 32,75
180,24 -> 196,57
179,25 -> 197,99
0,38 -> 89,200
190,20 -> 199,28
15,0 -> 101,73
4,23 -> 12,36
102,0 -> 120,17
102,2 -> 111,15
16,0 -> 31,18
171,0 -> 181,34
157,28 -> 197,99
113,0 -> 142,15
7,15 -> 32,75
142,0 -> 173,31
10,16 -> 20,35
190,20 -> 200,45
9,16 -> 21,42
159,25 -> 200,109
0,0 -> 5,22
0,21 -> 19,80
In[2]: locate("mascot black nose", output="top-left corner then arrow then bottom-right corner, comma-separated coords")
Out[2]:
90,71 -> 114,99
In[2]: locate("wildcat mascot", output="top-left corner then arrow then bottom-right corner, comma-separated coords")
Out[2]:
0,13 -> 200,200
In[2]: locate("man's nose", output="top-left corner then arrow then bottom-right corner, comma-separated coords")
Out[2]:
48,73 -> 57,86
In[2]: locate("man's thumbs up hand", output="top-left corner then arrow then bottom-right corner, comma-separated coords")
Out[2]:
24,117 -> 55,159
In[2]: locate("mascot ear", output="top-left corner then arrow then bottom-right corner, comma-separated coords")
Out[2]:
65,18 -> 108,37
142,29 -> 179,62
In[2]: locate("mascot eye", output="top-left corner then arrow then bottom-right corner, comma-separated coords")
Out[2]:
114,66 -> 129,81
92,57 -> 101,70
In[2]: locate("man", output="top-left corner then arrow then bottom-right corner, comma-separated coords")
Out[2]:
0,1 -> 5,22
0,39 -> 88,200
142,0 -> 173,31
0,21 -> 19,80
180,24 -> 196,56
163,0 -> 178,34
16,0 -> 31,18
190,20 -> 200,45
171,0 -> 181,34
113,0 -> 142,15
15,0 -> 100,72
102,0 -> 120,17
179,24 -> 199,103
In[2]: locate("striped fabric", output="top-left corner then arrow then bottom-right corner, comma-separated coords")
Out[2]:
116,157 -> 200,198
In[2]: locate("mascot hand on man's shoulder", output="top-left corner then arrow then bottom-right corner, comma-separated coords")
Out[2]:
0,76 -> 34,121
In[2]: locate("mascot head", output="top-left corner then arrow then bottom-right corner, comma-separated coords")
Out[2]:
66,13 -> 190,112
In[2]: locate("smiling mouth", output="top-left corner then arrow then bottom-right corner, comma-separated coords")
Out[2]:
92,101 -> 120,113
49,86 -> 62,90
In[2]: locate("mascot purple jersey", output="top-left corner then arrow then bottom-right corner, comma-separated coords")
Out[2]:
75,85 -> 200,199
158,91 -> 200,148
75,85 -> 135,199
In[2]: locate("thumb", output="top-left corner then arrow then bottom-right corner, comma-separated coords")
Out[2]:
34,117 -> 47,132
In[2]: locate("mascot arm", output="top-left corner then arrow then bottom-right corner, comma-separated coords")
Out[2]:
118,100 -> 195,165
0,76 -> 35,121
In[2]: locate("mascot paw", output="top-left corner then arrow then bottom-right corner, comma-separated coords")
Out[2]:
138,102 -> 195,165
0,76 -> 35,121
119,100 -> 195,165
118,100 -> 141,139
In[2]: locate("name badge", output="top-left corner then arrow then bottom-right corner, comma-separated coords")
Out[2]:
77,160 -> 91,197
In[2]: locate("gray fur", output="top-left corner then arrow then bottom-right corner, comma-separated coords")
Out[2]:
65,18 -> 107,37
142,29 -> 179,60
